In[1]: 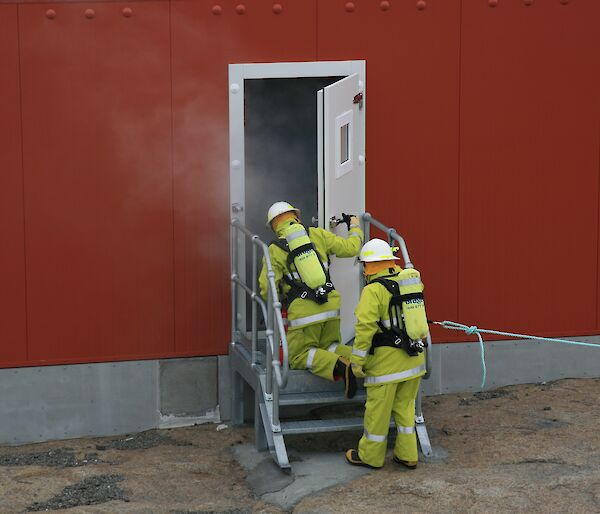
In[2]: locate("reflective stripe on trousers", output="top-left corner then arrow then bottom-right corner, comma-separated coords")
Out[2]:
363,428 -> 387,443
306,347 -> 317,370
397,425 -> 415,435
288,309 -> 340,328
364,363 -> 426,385
328,343 -> 339,353
352,347 -> 368,358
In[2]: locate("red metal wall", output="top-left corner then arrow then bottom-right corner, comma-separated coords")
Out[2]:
0,0 -> 598,367
0,4 -> 27,364
459,0 -> 600,337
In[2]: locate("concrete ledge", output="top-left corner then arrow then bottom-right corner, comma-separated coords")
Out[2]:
422,335 -> 600,395
0,357 -> 221,446
159,358 -> 217,417
0,361 -> 159,445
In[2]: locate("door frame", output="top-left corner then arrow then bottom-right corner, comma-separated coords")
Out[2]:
228,60 -> 366,339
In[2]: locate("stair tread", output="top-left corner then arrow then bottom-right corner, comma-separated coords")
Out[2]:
280,417 -> 367,435
280,390 -> 366,406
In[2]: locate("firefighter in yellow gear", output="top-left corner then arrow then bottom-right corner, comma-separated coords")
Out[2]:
345,238 -> 427,469
259,202 -> 363,397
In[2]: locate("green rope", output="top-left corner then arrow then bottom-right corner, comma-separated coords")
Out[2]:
433,320 -> 600,389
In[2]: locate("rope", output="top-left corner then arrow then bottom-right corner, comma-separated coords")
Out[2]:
433,320 -> 600,389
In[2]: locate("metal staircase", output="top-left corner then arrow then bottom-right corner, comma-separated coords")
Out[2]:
230,213 -> 433,470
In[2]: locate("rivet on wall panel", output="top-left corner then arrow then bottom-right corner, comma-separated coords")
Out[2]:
122,7 -> 133,17
235,4 -> 246,14
489,0 -> 498,7
46,8 -> 57,19
524,0 -> 533,5
345,2 -> 355,13
230,83 -> 240,94
84,8 -> 95,19
416,0 -> 426,10
272,3 -> 283,14
559,0 -> 569,4
380,1 -> 390,11
212,5 -> 222,15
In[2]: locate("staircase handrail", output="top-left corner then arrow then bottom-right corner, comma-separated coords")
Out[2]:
231,218 -> 289,389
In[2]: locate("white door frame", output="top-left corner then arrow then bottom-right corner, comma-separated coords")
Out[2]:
228,60 -> 366,338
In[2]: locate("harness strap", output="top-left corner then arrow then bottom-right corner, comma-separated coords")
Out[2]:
367,277 -> 422,357
271,232 -> 335,306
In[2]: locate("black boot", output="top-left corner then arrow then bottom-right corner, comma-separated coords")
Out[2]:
345,449 -> 378,469
334,358 -> 357,399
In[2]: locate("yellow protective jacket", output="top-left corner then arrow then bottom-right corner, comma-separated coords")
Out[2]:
259,220 -> 363,330
350,266 -> 426,386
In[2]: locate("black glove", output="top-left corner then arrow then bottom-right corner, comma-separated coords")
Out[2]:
340,213 -> 353,231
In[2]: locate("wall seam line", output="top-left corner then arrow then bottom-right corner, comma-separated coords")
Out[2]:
456,0 -> 463,324
596,122 -> 600,331
169,0 -> 177,354
16,5 -> 30,362
315,0 -> 319,61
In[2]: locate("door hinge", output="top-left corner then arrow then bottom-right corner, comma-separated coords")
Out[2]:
353,92 -> 364,109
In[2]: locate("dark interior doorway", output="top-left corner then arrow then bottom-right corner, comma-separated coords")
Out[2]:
243,76 -> 343,328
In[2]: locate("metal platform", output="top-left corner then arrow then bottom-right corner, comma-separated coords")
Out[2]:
229,214 -> 434,470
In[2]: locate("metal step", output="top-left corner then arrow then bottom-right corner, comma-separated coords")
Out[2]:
280,390 -> 366,406
281,417 -> 367,435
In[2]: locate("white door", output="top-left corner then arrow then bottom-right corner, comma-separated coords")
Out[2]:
317,74 -> 365,344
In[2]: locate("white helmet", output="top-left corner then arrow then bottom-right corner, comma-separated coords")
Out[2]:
266,201 -> 300,227
359,238 -> 401,262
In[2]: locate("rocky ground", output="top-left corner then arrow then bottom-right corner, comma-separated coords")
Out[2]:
0,378 -> 598,513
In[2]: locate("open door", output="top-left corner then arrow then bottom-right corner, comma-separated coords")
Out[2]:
317,74 -> 365,343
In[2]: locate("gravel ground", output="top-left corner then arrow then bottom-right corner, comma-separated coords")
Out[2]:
0,449 -> 101,468
0,377 -> 598,513
26,475 -> 127,512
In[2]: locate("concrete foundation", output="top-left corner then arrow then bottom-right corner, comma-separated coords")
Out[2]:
0,335 -> 598,445
421,335 -> 600,396
0,357 -> 220,445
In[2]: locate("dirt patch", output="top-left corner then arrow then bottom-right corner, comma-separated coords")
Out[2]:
459,387 -> 515,405
26,474 -> 127,511
0,448 -> 101,468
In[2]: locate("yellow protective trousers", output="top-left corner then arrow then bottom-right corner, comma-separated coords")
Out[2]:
287,319 -> 352,380
358,377 -> 421,468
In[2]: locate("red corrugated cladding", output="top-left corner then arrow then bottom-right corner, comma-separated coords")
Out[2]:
170,0 -> 317,354
0,0 -> 598,368
0,5 -> 28,364
318,0 -> 461,342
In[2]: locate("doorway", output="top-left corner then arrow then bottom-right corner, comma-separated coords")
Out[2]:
244,77 -> 343,244
229,61 -> 366,341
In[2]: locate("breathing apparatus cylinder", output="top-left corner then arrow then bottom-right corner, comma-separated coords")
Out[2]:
281,223 -> 328,292
398,267 -> 429,341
